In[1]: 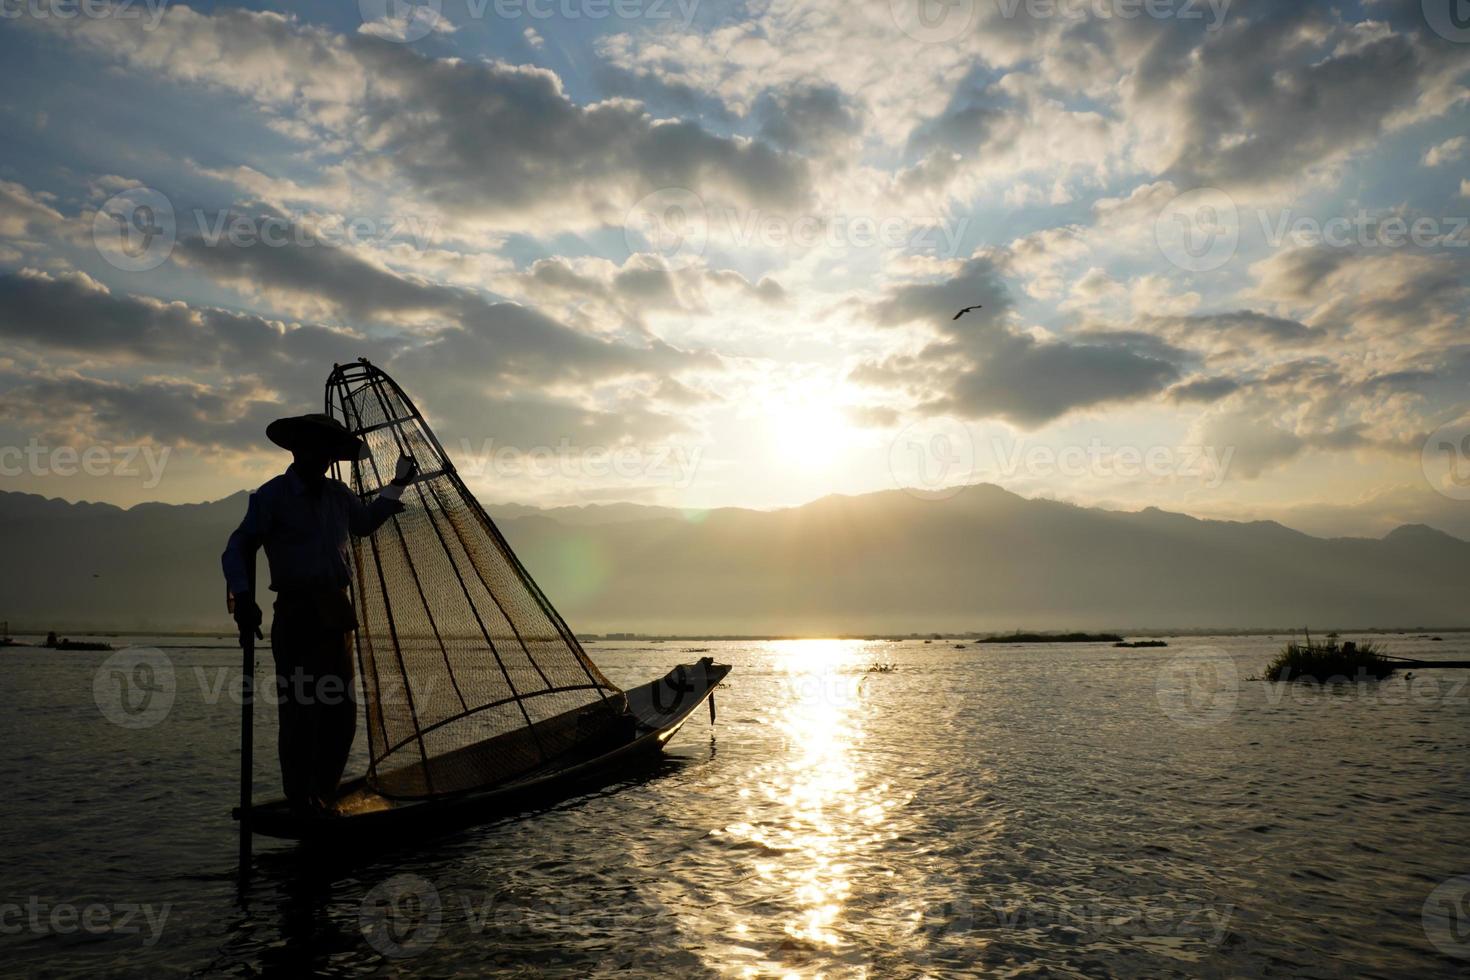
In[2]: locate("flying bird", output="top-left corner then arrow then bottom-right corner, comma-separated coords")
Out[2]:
953,305 -> 983,320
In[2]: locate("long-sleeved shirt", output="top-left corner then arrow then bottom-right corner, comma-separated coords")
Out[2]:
221,465 -> 401,596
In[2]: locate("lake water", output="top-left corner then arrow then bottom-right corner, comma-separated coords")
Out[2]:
2,634 -> 1469,977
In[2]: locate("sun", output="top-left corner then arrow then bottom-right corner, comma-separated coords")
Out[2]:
767,400 -> 854,471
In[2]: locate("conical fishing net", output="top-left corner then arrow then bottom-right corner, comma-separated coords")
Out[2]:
326,360 -> 625,799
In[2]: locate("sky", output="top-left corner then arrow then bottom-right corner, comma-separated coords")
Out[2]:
0,0 -> 1467,537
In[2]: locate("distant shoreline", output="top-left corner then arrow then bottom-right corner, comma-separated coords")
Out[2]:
6,625 -> 1470,643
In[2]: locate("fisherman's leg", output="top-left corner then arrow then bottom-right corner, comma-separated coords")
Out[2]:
269,605 -> 312,809
310,628 -> 358,804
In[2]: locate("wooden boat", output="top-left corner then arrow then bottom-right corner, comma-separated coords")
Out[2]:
240,658 -> 727,842
233,360 -> 733,852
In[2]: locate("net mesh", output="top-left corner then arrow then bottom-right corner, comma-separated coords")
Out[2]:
326,360 -> 624,799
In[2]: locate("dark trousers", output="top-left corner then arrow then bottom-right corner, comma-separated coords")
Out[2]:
270,590 -> 357,807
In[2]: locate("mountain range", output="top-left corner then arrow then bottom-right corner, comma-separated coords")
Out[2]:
3,484 -> 1467,634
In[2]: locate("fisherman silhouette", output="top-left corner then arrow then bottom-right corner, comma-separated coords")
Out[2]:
222,413 -> 417,818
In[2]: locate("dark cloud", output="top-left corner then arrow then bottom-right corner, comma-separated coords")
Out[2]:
173,223 -> 468,323
755,84 -> 862,156
521,257 -> 786,316
1168,376 -> 1242,403
1255,246 -> 1470,343
0,269 -> 389,389
0,268 -> 714,452
1138,310 -> 1324,350
354,41 -> 810,218
859,258 -> 1182,427
1357,370 -> 1437,395
46,8 -> 810,224
904,79 -> 1008,159
400,301 -> 711,390
593,63 -> 738,126
932,330 -> 1180,426
1133,4 -> 1465,188
0,372 -> 282,451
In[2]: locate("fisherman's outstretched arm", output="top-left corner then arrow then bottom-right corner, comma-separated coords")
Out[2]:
345,454 -> 419,536
346,490 -> 405,536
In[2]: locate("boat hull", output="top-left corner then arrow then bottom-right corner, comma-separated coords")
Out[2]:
238,659 -> 729,842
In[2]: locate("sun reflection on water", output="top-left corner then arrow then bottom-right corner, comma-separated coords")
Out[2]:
715,639 -> 906,973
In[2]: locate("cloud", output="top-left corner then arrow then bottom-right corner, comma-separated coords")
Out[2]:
1133,310 -> 1324,358
0,371 -> 283,451
1168,376 -> 1242,404
755,84 -> 862,156
187,162 -> 354,211
172,223 -> 466,324
515,254 -> 787,322
1128,5 -> 1467,189
934,329 -> 1181,427
41,6 -> 809,229
0,267 -> 714,451
857,257 -> 1182,427
0,268 -> 380,383
0,180 -> 65,239
1252,245 -> 1470,346
1423,136 -> 1467,167
1189,405 -> 1306,479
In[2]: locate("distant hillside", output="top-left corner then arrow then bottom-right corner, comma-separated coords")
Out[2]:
2,484 -> 1468,633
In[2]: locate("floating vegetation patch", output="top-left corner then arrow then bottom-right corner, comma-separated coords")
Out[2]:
978,632 -> 1124,644
1263,633 -> 1395,683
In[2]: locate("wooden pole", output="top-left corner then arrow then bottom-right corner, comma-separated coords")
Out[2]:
238,624 -> 255,881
